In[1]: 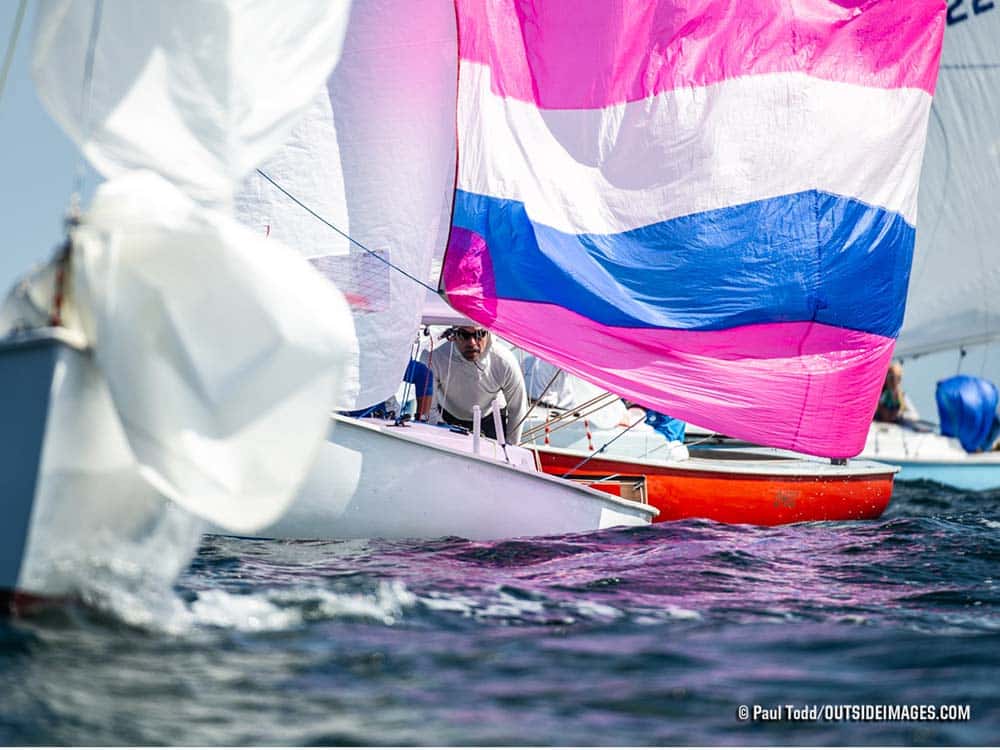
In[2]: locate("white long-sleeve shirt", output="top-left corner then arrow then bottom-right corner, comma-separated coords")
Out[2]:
420,336 -> 528,442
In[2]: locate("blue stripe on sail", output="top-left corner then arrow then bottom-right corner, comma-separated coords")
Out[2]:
452,189 -> 914,337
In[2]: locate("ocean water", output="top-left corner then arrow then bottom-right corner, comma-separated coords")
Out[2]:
2,481 -> 998,746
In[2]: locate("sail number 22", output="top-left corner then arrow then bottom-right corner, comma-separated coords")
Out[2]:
948,0 -> 995,25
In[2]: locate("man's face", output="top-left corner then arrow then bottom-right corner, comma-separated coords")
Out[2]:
453,327 -> 488,361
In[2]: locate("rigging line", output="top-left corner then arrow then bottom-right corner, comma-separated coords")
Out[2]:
508,366 -> 564,437
634,429 -> 716,461
439,333 -> 455,425
255,168 -> 438,294
519,396 -> 621,444
540,390 -> 618,426
522,400 -> 620,444
519,391 -> 620,442
71,0 -> 103,203
520,401 -> 605,442
395,336 -> 421,425
680,432 -> 721,449
559,415 -> 647,479
425,327 -> 439,422
0,0 -> 27,107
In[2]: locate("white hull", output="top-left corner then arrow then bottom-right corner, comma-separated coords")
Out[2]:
1,330 -> 204,601
860,421 -> 1000,491
249,416 -> 656,541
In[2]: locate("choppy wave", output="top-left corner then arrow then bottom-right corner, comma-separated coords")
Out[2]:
2,480 -> 999,745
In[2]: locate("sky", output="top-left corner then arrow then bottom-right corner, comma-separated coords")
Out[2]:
0,1 -> 97,296
1,2 -> 996,425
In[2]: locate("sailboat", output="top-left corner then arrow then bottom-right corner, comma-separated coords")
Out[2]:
858,5 -> 1000,490
524,406 -> 898,526
427,296 -> 898,527
231,0 -> 656,541
234,0 -> 944,540
1,0 -> 359,604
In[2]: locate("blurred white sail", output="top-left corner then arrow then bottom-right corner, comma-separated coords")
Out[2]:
26,0 -> 360,533
69,171 -> 356,532
32,0 -> 352,208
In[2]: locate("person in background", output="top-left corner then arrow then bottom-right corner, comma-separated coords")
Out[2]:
644,409 -> 687,442
875,359 -> 919,423
417,325 -> 527,442
401,359 -> 433,419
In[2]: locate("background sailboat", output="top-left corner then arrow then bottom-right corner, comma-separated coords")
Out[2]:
860,4 -> 1000,489
1,0 -> 358,602
523,405 -> 898,526
419,292 -> 897,527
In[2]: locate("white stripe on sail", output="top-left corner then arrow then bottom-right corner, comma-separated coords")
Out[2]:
457,62 -> 932,234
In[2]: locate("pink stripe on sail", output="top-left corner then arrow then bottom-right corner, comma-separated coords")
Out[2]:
456,0 -> 944,109
444,295 -> 893,458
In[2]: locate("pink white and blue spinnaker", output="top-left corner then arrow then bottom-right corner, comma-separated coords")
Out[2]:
443,0 -> 945,457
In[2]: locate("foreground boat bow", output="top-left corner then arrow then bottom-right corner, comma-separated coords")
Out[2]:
0,328 -> 204,604
238,415 -> 656,542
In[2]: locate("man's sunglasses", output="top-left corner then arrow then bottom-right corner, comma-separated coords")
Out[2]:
453,328 -> 488,342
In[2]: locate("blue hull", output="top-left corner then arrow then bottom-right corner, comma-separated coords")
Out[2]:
0,331 -> 62,593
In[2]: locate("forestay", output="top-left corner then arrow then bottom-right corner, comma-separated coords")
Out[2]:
442,0 -> 945,458
895,4 -> 1000,359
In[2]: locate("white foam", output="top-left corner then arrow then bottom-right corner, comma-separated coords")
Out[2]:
309,580 -> 417,626
190,589 -> 303,632
574,600 -> 624,621
633,605 -> 702,624
420,593 -> 479,616
178,579 -> 420,632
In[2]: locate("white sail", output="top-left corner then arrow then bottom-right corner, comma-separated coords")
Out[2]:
32,0 -> 352,208
896,7 -> 1000,358
235,0 -> 458,410
68,171 -> 356,533
28,1 -> 360,533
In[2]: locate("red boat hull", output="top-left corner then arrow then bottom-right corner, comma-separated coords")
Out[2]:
534,447 -> 895,525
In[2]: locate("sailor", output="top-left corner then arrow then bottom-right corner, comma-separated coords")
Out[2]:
875,360 -> 919,423
417,326 -> 528,442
